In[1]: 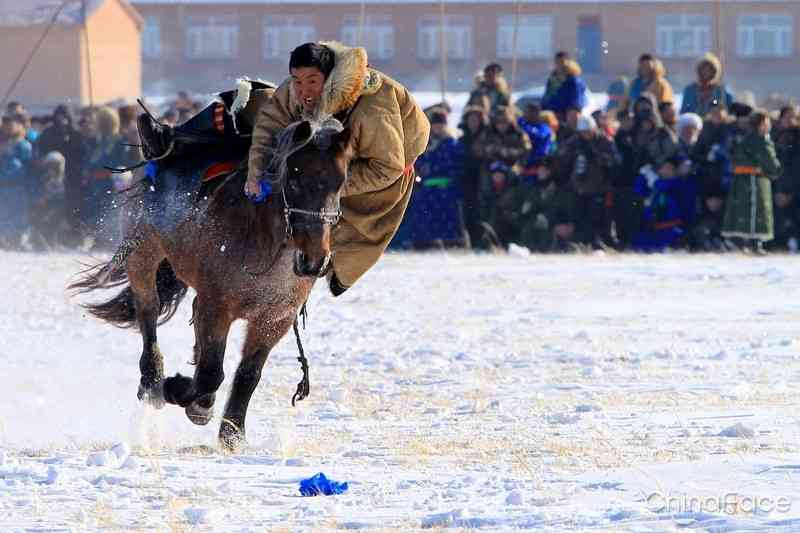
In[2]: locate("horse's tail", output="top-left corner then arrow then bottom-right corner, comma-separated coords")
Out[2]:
69,259 -> 189,329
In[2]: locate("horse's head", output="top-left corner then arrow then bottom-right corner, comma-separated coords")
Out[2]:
279,119 -> 351,278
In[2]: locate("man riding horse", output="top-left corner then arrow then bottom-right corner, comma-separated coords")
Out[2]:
138,42 -> 430,295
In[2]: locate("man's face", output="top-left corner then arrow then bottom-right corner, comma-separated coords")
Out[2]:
780,109 -> 797,128
485,68 -> 499,86
680,124 -> 699,145
658,162 -> 676,179
54,112 -> 69,128
579,130 -> 594,141
491,172 -> 506,191
638,59 -> 654,79
699,62 -> 716,83
430,123 -> 446,137
466,113 -> 482,132
537,166 -> 551,181
635,100 -> 653,119
291,67 -> 326,114
524,107 -> 540,123
661,105 -> 676,124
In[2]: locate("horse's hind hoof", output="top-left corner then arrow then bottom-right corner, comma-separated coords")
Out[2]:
137,381 -> 165,409
185,394 -> 215,426
219,419 -> 245,453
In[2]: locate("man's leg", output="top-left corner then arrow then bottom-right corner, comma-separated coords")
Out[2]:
138,101 -> 234,160
329,174 -> 415,295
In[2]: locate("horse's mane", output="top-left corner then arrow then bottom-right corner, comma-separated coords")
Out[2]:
204,117 -> 346,233
266,117 -> 344,188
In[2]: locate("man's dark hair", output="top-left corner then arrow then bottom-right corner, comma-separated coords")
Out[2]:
779,105 -> 797,121
658,101 -> 675,114
639,53 -> 654,63
290,43 -> 335,79
524,102 -> 541,114
484,63 -> 503,74
554,51 -> 570,61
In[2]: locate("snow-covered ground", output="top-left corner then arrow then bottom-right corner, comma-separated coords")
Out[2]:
2,250 -> 800,531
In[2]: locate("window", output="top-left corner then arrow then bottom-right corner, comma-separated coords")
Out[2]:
656,14 -> 711,58
142,16 -> 161,59
497,15 -> 552,59
264,16 -> 317,61
185,15 -> 238,59
738,14 -> 793,58
341,15 -> 395,60
417,15 -> 473,61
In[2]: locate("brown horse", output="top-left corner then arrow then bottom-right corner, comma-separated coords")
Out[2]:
70,119 -> 351,450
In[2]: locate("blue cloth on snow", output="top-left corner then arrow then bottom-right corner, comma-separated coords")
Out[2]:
299,473 -> 349,496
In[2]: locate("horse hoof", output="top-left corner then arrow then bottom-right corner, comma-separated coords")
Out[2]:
163,374 -> 193,406
219,419 -> 245,452
137,381 -> 165,409
185,395 -> 215,426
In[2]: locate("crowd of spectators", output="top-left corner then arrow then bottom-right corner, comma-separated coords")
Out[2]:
401,52 -> 800,255
1,54 -> 798,256
0,92 -> 209,251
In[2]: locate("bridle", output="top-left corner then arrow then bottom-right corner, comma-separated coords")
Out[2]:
281,185 -> 342,239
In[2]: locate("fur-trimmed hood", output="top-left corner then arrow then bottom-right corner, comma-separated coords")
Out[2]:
288,41 -> 383,119
697,53 -> 723,86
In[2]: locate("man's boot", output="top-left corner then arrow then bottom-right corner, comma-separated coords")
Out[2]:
137,80 -> 275,161
328,271 -> 349,297
137,101 -> 233,161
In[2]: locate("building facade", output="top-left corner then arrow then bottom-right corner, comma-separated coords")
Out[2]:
0,0 -> 142,109
131,0 -> 800,99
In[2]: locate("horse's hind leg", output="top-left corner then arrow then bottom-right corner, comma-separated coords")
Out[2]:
219,316 -> 294,451
163,295 -> 232,425
127,246 -> 167,408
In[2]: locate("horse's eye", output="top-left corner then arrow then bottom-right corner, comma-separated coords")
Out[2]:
293,167 -> 301,174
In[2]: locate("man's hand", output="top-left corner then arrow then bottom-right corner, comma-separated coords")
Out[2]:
245,176 -> 262,198
402,158 -> 417,178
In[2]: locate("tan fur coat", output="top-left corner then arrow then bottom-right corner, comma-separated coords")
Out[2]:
247,41 -> 430,287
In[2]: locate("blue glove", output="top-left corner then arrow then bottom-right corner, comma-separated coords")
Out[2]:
144,161 -> 159,183
299,472 -> 349,496
246,180 -> 273,203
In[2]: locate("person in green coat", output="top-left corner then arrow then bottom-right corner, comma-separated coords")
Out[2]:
721,110 -> 782,253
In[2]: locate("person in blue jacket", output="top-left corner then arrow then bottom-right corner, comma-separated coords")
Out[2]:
0,114 -> 33,248
680,53 -> 734,117
396,110 -> 464,247
542,52 -> 588,120
633,154 -> 696,251
517,103 -> 554,179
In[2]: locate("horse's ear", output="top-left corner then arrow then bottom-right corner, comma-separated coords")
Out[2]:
292,121 -> 312,144
333,128 -> 352,156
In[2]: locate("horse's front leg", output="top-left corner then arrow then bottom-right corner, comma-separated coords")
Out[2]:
163,295 -> 232,425
128,251 -> 166,408
219,315 -> 294,451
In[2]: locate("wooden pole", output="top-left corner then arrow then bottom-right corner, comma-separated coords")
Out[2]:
509,0 -> 521,94
357,0 -> 366,47
82,0 -> 94,106
439,0 -> 447,103
715,0 -> 725,69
